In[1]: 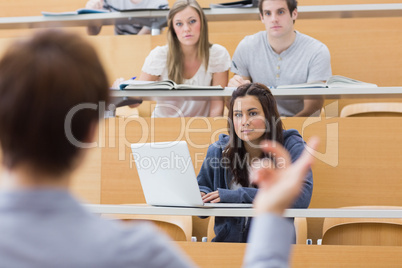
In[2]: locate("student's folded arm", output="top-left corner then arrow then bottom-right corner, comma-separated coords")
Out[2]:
228,75 -> 251,87
209,70 -> 228,116
198,185 -> 212,195
294,98 -> 324,117
87,25 -> 102,35
209,100 -> 224,117
286,140 -> 314,208
197,147 -> 220,194
307,43 -> 332,83
218,187 -> 258,203
197,148 -> 220,219
137,26 -> 151,35
295,43 -> 331,116
138,71 -> 159,81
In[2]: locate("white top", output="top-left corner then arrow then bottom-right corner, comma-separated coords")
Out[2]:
142,44 -> 231,117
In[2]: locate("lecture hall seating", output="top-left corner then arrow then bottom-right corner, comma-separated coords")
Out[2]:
84,116 -> 402,241
0,0 -> 401,265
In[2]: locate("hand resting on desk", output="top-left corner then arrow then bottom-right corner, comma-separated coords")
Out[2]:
201,190 -> 221,203
112,77 -> 143,108
228,74 -> 251,88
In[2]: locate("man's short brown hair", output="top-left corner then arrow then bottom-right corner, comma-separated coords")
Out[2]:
0,30 -> 109,175
258,0 -> 298,15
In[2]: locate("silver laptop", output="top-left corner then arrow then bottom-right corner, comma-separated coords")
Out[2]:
131,141 -> 252,208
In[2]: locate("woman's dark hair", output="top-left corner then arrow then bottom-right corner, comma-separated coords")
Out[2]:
0,29 -> 109,176
224,83 -> 284,186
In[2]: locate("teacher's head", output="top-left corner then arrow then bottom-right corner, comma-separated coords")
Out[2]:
0,29 -> 109,177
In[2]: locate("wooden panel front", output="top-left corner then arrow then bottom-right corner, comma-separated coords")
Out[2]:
176,242 -> 402,268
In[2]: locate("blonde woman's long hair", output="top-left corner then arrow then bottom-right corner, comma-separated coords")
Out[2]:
167,0 -> 210,84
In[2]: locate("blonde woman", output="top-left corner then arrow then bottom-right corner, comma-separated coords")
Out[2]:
139,0 -> 230,117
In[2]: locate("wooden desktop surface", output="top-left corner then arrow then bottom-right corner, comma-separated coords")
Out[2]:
1,4 -> 401,30
85,204 -> 402,218
110,87 -> 402,100
176,242 -> 402,268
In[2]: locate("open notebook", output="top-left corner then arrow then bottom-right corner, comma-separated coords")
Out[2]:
131,141 -> 252,208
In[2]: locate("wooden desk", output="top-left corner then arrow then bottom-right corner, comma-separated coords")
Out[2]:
109,87 -> 402,115
110,87 -> 402,100
0,4 -> 401,30
175,242 -> 402,268
85,204 -> 402,218
110,87 -> 235,102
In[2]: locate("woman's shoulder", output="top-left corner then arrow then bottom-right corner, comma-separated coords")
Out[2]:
237,31 -> 266,49
210,44 -> 229,54
283,129 -> 304,148
208,44 -> 231,72
142,45 -> 168,76
282,129 -> 309,161
218,133 -> 230,144
207,134 -> 229,152
148,45 -> 168,58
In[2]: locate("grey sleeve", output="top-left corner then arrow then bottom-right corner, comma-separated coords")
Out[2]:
287,141 -> 313,209
231,38 -> 250,77
307,43 -> 332,83
243,214 -> 294,268
120,224 -> 195,268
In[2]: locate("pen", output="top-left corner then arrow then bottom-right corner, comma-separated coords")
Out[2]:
131,76 -> 137,80
232,61 -> 238,70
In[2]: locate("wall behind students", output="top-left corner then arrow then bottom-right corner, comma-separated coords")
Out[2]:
87,34 -> 153,84
0,0 -> 89,38
1,0 -> 400,37
0,0 -> 83,16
